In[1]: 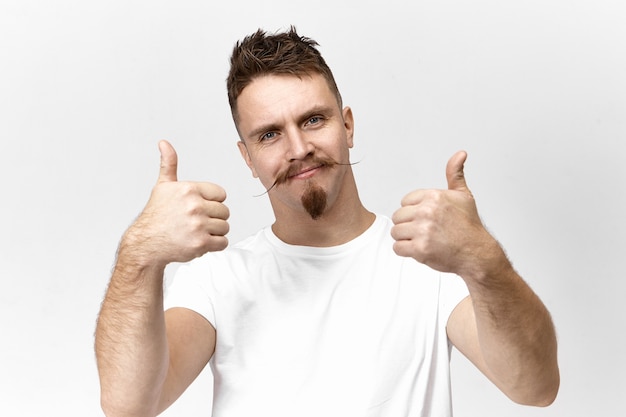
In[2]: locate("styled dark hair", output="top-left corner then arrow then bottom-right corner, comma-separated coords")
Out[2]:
226,26 -> 342,123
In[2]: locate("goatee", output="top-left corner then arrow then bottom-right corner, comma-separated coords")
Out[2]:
301,181 -> 327,220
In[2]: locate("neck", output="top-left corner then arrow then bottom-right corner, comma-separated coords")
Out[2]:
272,204 -> 375,247
270,171 -> 375,247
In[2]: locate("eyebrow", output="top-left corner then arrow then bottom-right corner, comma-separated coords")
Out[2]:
245,105 -> 336,141
247,122 -> 281,141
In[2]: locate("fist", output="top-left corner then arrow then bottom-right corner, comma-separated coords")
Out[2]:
125,140 -> 230,267
391,151 -> 493,276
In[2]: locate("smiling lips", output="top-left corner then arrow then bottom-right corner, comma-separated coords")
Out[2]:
265,156 -> 339,193
288,165 -> 322,180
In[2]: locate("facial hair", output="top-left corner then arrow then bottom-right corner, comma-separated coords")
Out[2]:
272,156 -> 334,220
301,180 -> 327,220
268,155 -> 338,191
257,154 -> 355,219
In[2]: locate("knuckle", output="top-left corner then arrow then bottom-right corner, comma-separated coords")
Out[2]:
207,236 -> 228,252
185,199 -> 205,217
188,216 -> 205,232
209,219 -> 230,236
428,190 -> 442,200
421,220 -> 436,235
222,204 -> 231,220
392,241 -> 405,257
421,203 -> 442,222
209,202 -> 230,220
221,220 -> 230,235
206,183 -> 227,202
179,182 -> 196,196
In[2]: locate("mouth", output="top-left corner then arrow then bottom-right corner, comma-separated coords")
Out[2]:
288,165 -> 323,180
254,156 -> 341,197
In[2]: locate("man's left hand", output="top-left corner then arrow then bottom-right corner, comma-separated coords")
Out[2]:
391,151 -> 496,277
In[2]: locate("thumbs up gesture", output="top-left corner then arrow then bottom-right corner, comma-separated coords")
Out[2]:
391,151 -> 496,278
124,140 -> 230,268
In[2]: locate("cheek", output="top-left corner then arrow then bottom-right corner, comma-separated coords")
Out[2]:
250,157 -> 280,186
245,160 -> 259,179
247,149 -> 277,181
336,137 -> 352,161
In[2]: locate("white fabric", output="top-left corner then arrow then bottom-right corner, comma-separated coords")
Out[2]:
165,215 -> 469,417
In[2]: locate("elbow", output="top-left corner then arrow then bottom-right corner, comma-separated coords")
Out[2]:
509,367 -> 560,407
100,406 -> 153,417
100,403 -> 121,417
536,373 -> 560,407
99,390 -> 118,417
100,393 -> 159,417
520,384 -> 559,407
100,396 -> 128,417
99,398 -> 120,417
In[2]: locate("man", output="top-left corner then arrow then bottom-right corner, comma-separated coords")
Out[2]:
95,27 -> 559,417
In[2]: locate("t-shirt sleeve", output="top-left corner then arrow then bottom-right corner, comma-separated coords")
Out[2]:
163,257 -> 217,328
438,272 -> 470,325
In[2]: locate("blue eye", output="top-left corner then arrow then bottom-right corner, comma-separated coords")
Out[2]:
260,131 -> 276,141
306,116 -> 322,126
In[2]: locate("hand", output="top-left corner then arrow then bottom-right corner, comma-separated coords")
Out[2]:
123,140 -> 230,267
391,151 -> 496,277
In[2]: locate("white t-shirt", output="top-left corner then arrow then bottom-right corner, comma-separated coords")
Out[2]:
165,215 -> 469,417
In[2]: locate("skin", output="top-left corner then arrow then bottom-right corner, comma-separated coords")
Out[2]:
95,73 -> 559,417
391,151 -> 560,405
95,140 -> 227,416
235,74 -> 375,246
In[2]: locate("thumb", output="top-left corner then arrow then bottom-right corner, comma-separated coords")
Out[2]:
446,150 -> 471,193
158,140 -> 178,183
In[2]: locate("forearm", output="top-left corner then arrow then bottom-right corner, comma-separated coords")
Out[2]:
464,244 -> 559,405
95,243 -> 169,417
94,140 -> 229,416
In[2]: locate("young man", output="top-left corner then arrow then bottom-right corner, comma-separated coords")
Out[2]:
95,27 -> 559,417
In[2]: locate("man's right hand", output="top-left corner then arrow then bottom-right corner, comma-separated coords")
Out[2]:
122,140 -> 230,268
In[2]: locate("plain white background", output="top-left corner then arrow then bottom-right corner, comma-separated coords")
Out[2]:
1,0 -> 624,416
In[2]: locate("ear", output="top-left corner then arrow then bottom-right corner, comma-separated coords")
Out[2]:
342,106 -> 355,148
237,140 -> 258,178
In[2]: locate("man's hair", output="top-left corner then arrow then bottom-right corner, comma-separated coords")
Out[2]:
227,26 -> 342,124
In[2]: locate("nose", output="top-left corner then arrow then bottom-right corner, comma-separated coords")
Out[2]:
285,129 -> 314,161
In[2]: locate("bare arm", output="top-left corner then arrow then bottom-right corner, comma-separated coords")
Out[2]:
95,246 -> 169,417
446,245 -> 559,405
159,307 -> 216,413
391,151 -> 559,406
95,141 -> 228,416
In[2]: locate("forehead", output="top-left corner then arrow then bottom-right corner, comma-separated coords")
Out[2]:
235,73 -> 339,135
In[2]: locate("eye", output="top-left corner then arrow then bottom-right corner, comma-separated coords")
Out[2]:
305,116 -> 323,126
260,131 -> 277,142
